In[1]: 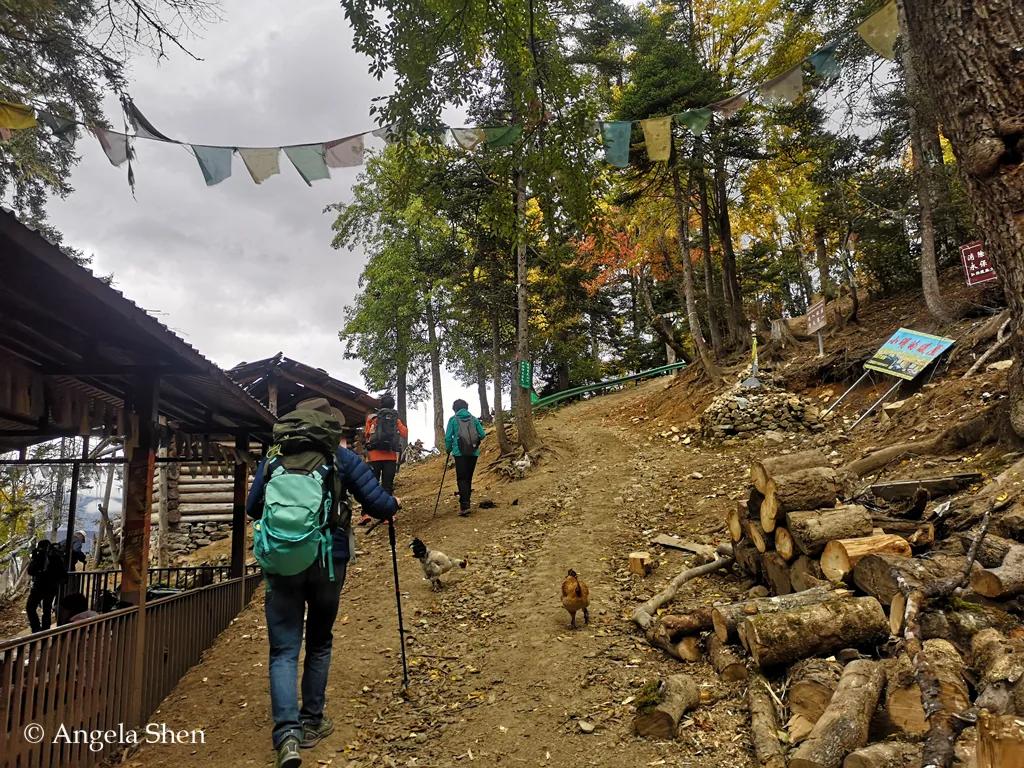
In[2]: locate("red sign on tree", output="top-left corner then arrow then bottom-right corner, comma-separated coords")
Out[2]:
960,241 -> 997,286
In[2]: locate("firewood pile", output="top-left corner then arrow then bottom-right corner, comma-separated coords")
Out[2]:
631,447 -> 1024,767
700,387 -> 824,440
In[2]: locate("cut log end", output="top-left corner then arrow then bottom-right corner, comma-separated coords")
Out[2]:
632,675 -> 700,740
775,526 -> 795,561
820,534 -> 912,582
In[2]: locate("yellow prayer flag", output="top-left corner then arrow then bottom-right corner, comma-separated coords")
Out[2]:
857,1 -> 899,60
641,116 -> 672,162
0,101 -> 37,130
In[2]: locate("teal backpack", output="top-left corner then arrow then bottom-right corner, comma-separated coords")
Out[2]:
253,408 -> 345,581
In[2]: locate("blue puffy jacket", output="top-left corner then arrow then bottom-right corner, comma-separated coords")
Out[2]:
246,446 -> 398,563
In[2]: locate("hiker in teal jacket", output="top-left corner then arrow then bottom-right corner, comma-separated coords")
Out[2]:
444,399 -> 486,516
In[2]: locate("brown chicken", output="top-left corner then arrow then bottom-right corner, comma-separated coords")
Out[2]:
561,569 -> 590,629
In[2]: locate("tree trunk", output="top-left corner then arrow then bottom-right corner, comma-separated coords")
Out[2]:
476,358 -> 490,423
424,296 -> 446,450
740,596 -> 888,669
710,585 -> 849,642
820,534 -> 913,582
814,226 -> 833,299
785,505 -> 874,558
898,1 -> 953,323
671,159 -> 721,384
697,149 -> 723,356
632,675 -> 700,739
713,145 -> 746,347
885,653 -> 929,737
513,166 -> 541,453
734,538 -> 763,581
901,0 -> 1024,435
396,358 -> 408,424
751,449 -> 829,495
491,309 -> 514,456
638,270 -> 689,362
762,468 -> 850,532
788,660 -> 885,768
747,674 -> 787,768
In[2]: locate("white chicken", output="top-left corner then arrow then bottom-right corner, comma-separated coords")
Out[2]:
410,537 -> 468,590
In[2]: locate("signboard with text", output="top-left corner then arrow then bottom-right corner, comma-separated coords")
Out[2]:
864,328 -> 955,381
806,299 -> 827,334
518,360 -> 533,389
960,241 -> 998,286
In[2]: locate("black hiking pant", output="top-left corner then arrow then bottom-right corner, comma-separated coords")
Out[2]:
454,455 -> 478,512
26,583 -> 57,633
370,460 -> 397,493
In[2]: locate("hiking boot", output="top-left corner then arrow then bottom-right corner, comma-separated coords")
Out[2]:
275,736 -> 302,768
300,717 -> 334,749
458,508 -> 471,517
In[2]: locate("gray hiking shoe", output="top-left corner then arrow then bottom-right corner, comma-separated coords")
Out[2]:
275,736 -> 302,768
300,717 -> 334,749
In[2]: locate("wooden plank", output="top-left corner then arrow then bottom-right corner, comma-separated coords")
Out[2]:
649,534 -> 716,559
868,473 -> 982,500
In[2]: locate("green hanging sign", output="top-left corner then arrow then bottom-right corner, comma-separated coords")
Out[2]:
518,360 -> 533,389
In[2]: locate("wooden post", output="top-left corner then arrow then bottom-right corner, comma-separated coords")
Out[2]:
63,435 -> 89,571
157,438 -> 169,567
120,372 -> 158,728
230,431 -> 249,579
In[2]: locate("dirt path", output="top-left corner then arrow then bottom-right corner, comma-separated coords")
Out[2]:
131,381 -> 768,768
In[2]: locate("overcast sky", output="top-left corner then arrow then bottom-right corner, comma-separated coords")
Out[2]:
46,0 -> 477,446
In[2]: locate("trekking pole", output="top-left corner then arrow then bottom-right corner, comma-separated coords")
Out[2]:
386,517 -> 410,689
431,454 -> 450,519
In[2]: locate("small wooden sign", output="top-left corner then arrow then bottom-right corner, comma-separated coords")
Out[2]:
806,299 -> 827,334
960,241 -> 997,286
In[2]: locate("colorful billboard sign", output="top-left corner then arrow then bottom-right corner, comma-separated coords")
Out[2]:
864,328 -> 955,381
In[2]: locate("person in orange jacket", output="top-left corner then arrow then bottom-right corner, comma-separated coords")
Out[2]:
360,393 -> 408,524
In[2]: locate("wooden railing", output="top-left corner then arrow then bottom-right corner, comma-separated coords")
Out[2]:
64,564 -> 260,613
1,570 -> 263,768
0,607 -> 137,768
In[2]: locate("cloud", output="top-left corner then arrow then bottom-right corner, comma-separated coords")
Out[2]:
46,0 -> 481,446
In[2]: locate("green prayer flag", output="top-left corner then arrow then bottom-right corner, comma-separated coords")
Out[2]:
810,42 -> 840,79
600,121 -> 631,168
675,108 -> 712,137
484,125 -> 522,148
857,1 -> 899,60
284,144 -> 330,185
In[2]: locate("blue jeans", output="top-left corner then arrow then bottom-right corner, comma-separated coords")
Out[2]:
265,559 -> 346,747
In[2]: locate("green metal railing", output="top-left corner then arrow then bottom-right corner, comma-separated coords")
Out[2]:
532,361 -> 687,409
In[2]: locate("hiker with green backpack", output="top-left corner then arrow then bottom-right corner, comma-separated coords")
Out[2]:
444,399 -> 486,516
246,398 -> 399,768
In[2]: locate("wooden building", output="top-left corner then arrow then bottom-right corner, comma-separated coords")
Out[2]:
154,354 -> 379,551
0,206 -> 276,582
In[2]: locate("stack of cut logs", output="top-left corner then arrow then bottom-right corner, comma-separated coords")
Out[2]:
631,447 -> 1024,768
